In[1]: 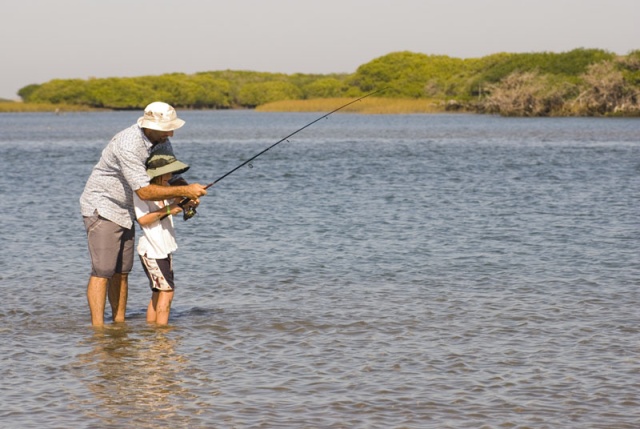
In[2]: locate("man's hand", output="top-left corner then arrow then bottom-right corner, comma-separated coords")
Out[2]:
182,183 -> 207,200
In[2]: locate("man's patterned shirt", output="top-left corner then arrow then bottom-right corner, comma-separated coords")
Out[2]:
80,124 -> 174,229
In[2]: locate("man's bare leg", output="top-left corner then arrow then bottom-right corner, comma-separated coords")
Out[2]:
87,276 -> 109,326
108,273 -> 128,323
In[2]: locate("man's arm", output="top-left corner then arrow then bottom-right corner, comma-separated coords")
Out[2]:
136,183 -> 207,202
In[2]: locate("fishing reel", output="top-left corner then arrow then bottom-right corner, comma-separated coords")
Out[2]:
183,205 -> 197,221
178,198 -> 198,221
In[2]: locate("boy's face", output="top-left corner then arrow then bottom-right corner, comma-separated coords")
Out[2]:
152,173 -> 173,186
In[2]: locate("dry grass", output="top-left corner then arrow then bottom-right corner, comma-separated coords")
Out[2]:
256,97 -> 446,114
0,102 -> 98,113
0,98 -> 449,114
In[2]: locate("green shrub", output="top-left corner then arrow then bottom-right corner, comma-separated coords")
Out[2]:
237,81 -> 303,107
14,48 -> 640,116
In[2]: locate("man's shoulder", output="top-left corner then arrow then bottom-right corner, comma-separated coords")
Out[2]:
107,124 -> 151,159
112,124 -> 144,145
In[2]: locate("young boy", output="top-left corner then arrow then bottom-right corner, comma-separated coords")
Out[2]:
134,149 -> 196,325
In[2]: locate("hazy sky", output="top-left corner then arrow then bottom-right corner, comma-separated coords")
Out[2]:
2,0 -> 639,99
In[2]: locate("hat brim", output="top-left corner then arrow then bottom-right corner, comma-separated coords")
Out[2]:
147,161 -> 190,178
137,117 -> 185,132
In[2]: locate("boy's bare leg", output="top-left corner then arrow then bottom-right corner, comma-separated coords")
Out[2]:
156,291 -> 173,325
147,291 -> 174,325
87,276 -> 108,326
147,292 -> 159,323
108,273 -> 128,323
155,291 -> 174,325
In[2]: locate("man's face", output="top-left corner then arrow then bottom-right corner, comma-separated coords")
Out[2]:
144,128 -> 174,145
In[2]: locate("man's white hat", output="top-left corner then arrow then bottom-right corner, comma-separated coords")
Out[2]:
137,101 -> 185,131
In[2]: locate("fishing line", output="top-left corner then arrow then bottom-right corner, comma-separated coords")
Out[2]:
179,88 -> 386,220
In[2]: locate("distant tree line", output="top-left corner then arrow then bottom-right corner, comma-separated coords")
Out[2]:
18,48 -> 640,116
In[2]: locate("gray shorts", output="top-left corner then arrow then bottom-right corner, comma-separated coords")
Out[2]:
83,212 -> 134,278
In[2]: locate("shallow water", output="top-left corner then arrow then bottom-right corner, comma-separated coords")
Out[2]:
1,111 -> 639,428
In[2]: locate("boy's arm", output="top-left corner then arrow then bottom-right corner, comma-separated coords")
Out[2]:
137,202 -> 183,227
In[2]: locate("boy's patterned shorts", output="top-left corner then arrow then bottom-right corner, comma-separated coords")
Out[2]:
139,254 -> 175,292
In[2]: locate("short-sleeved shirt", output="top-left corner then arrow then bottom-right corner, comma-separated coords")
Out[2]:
80,124 -> 174,229
133,195 -> 178,259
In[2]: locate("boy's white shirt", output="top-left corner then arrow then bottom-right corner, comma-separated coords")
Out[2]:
133,194 -> 178,259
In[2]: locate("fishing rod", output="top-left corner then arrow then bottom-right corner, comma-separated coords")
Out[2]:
179,88 -> 386,220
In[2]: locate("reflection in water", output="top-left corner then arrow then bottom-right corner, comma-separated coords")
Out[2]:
71,324 -> 197,427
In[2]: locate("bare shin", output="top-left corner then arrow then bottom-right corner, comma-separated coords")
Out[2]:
108,273 -> 129,323
87,276 -> 109,326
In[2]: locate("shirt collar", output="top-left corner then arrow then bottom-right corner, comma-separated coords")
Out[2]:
138,125 -> 154,150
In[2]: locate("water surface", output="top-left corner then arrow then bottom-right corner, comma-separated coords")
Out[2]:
1,111 -> 639,428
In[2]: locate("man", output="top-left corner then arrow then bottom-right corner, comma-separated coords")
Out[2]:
80,101 -> 207,326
